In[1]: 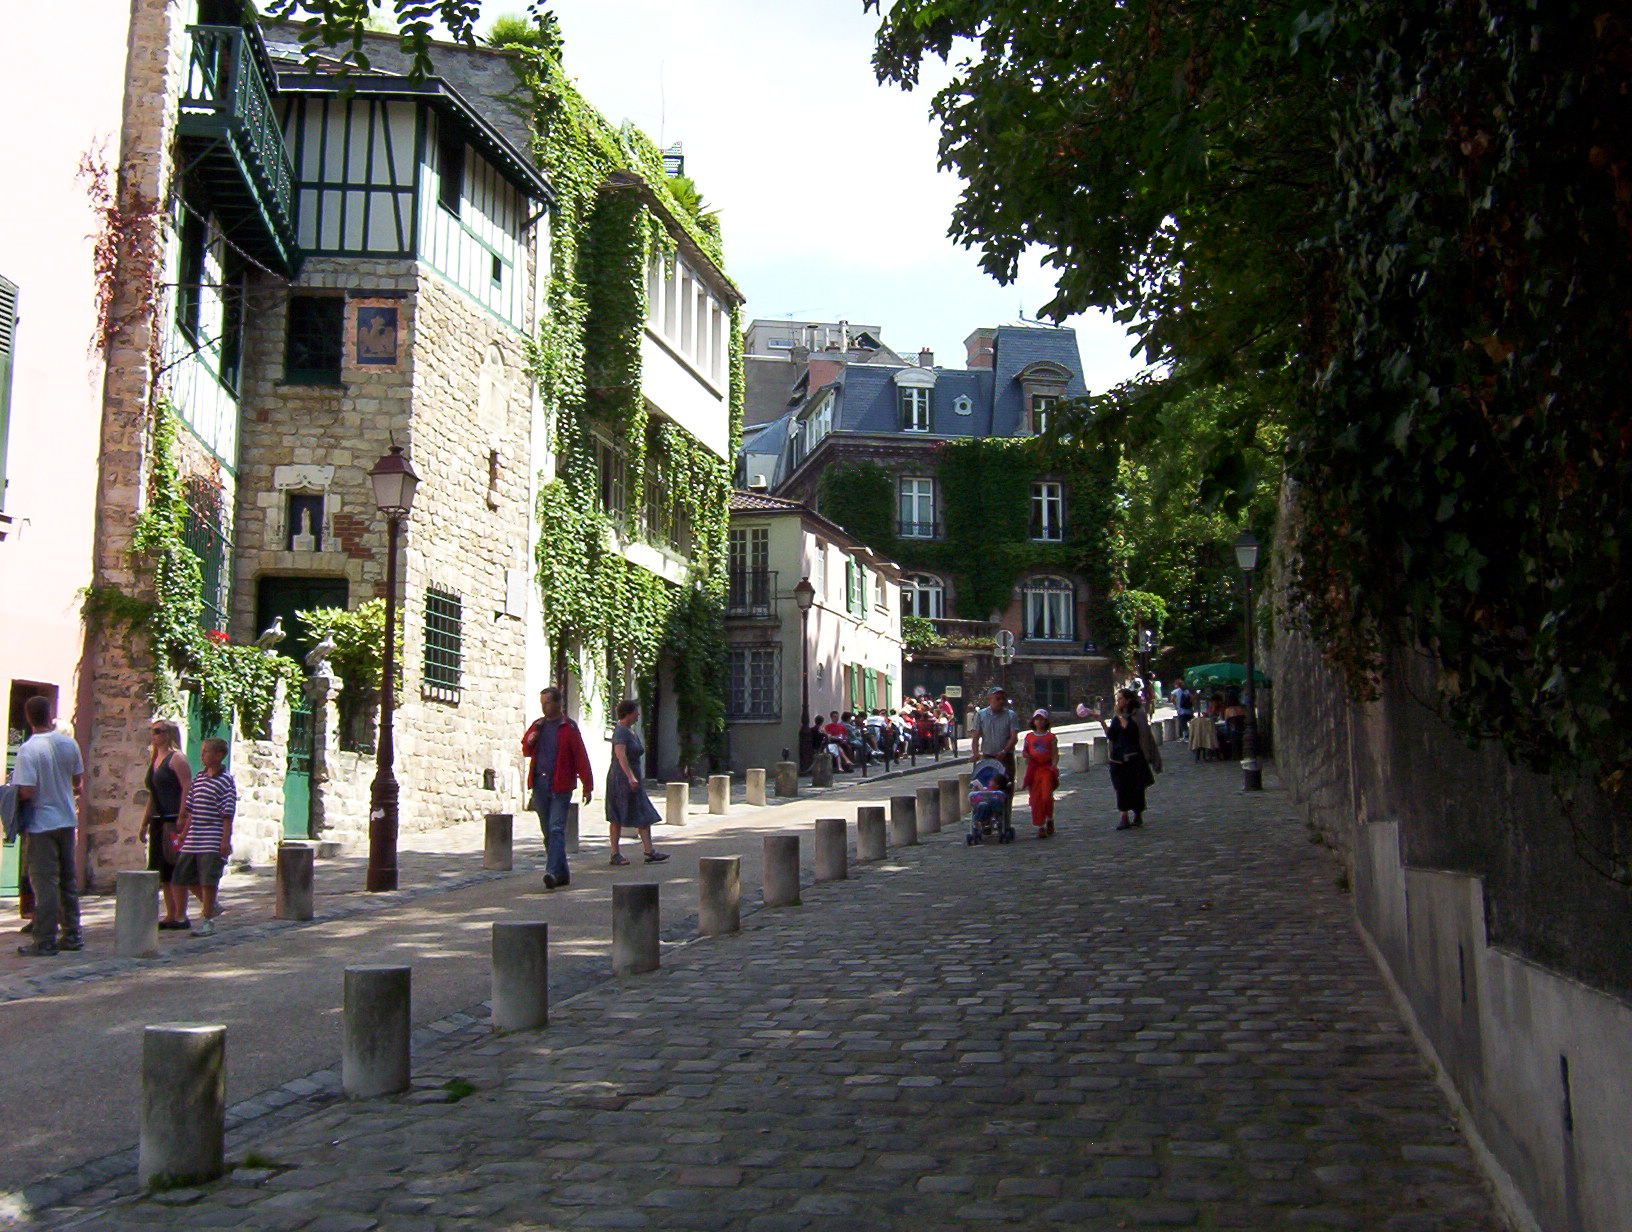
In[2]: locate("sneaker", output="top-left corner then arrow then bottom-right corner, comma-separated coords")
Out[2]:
192,919 -> 216,937
643,851 -> 670,864
58,936 -> 84,952
16,943 -> 57,957
609,854 -> 630,867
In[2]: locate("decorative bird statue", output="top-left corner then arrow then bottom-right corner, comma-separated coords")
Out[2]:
255,616 -> 286,653
305,631 -> 337,672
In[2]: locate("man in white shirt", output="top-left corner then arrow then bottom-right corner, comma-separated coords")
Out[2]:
12,697 -> 84,956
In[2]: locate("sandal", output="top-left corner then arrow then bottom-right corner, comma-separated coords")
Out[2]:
609,853 -> 630,866
644,851 -> 670,863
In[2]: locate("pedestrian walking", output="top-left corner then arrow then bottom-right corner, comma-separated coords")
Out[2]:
605,699 -> 669,867
522,686 -> 594,890
174,737 -> 236,936
970,686 -> 1021,782
138,718 -> 192,930
1093,689 -> 1162,830
1019,709 -> 1059,838
12,697 -> 83,956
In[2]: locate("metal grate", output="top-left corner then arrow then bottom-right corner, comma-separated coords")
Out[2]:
286,696 -> 313,774
727,647 -> 780,720
181,477 -> 229,632
422,588 -> 463,702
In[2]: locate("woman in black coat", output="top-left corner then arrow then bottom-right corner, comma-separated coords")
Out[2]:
1094,689 -> 1162,830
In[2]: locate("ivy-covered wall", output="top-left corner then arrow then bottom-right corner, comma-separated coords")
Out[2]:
507,43 -> 743,768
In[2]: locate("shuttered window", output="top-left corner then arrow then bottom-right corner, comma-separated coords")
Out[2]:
0,275 -> 15,511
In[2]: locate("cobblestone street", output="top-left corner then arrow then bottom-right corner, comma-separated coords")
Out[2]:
36,751 -> 1501,1231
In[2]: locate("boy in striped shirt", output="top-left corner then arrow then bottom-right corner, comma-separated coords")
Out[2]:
175,737 -> 236,937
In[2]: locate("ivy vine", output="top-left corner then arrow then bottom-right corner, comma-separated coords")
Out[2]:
82,405 -> 298,734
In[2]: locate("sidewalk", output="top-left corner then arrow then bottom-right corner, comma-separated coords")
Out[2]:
27,744 -> 1501,1230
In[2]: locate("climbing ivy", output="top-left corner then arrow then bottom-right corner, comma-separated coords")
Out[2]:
501,38 -> 740,769
81,405 -> 298,734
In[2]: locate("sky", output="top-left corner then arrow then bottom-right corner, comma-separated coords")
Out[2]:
521,0 -> 1146,392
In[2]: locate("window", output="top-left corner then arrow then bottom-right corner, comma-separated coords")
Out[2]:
490,251 -> 503,287
423,588 -> 463,701
176,210 -> 207,344
1030,393 -> 1060,435
597,437 -> 627,521
1031,482 -> 1065,541
727,646 -> 780,720
182,477 -> 228,631
1023,576 -> 1075,641
898,477 -> 935,538
286,492 -> 323,551
845,558 -> 867,616
438,127 -> 464,216
954,394 -> 973,416
217,252 -> 246,392
284,295 -> 344,385
0,274 -> 16,510
728,526 -> 772,615
900,386 -> 931,432
901,574 -> 945,619
1034,671 -> 1071,712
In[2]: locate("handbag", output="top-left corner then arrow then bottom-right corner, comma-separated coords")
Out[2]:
161,820 -> 183,863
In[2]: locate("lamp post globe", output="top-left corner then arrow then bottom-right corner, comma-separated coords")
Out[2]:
793,577 -> 815,773
366,445 -> 419,891
1233,530 -> 1263,792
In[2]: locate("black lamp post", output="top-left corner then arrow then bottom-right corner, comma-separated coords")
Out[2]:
1234,529 -> 1262,792
794,577 -> 815,773
366,445 -> 418,891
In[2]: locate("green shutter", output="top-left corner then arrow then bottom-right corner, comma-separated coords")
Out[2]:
0,275 -> 16,511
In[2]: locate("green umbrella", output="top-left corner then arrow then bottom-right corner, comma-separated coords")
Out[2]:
1184,662 -> 1269,689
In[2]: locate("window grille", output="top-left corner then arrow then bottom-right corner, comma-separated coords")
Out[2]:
727,647 -> 780,720
181,476 -> 229,632
423,588 -> 463,702
284,295 -> 344,385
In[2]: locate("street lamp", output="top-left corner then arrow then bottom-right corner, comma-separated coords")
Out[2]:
793,577 -> 816,772
1139,627 -> 1155,700
1234,529 -> 1262,792
366,444 -> 419,891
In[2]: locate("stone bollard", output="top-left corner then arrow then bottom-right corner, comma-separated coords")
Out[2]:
814,818 -> 848,882
566,803 -> 581,854
666,782 -> 688,827
343,965 -> 411,1098
1072,743 -> 1091,774
916,785 -> 941,835
856,806 -> 887,862
746,768 -> 767,807
491,921 -> 549,1032
698,856 -> 741,936
939,779 -> 960,829
774,761 -> 799,797
810,751 -> 834,788
708,774 -> 730,815
612,883 -> 661,975
763,835 -> 801,907
116,870 -> 160,959
890,795 -> 919,847
1091,735 -> 1109,766
274,842 -> 315,921
957,771 -> 971,816
482,813 -> 513,871
138,1022 -> 225,1188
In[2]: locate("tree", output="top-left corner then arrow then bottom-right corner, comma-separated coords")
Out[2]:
266,0 -> 555,78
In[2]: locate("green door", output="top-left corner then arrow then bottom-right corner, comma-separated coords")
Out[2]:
283,695 -> 313,839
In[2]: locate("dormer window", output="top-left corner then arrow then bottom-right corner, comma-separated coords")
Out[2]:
900,386 -> 931,432
1030,394 -> 1059,435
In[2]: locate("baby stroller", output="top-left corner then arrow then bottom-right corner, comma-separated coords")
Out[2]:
966,759 -> 1015,845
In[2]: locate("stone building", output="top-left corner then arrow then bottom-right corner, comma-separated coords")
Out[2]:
743,323 -> 1117,720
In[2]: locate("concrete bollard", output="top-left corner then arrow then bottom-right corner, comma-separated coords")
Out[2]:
491,921 -> 549,1032
857,807 -> 887,862
274,842 -> 316,921
708,774 -> 730,815
746,768 -> 767,806
1072,743 -> 1091,774
890,795 -> 919,847
814,818 -> 848,882
763,835 -> 802,907
138,1023 -> 225,1188
774,761 -> 799,797
666,782 -> 688,827
566,803 -> 581,854
810,751 -> 834,788
612,883 -> 661,975
916,785 -> 941,835
698,856 -> 741,936
938,779 -> 960,829
116,869 -> 160,959
342,965 -> 411,1098
958,771 -> 971,816
482,813 -> 513,871
1091,735 -> 1109,766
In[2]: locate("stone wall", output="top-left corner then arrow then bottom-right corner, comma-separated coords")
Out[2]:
228,680 -> 290,868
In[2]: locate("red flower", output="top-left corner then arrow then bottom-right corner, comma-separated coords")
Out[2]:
206,630 -> 230,644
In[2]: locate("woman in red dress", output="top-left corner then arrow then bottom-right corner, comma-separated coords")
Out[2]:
1020,708 -> 1060,838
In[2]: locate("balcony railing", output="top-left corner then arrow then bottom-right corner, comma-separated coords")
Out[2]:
897,519 -> 941,539
726,569 -> 777,618
178,25 -> 299,273
928,618 -> 1000,646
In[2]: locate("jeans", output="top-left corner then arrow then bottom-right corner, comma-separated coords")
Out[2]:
26,828 -> 79,947
536,791 -> 572,881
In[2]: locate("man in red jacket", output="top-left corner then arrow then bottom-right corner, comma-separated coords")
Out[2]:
522,686 -> 594,889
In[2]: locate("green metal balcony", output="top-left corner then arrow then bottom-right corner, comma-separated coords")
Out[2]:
177,24 -> 300,275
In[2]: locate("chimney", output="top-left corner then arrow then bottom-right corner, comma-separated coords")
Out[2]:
918,348 -> 934,368
963,328 -> 997,369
